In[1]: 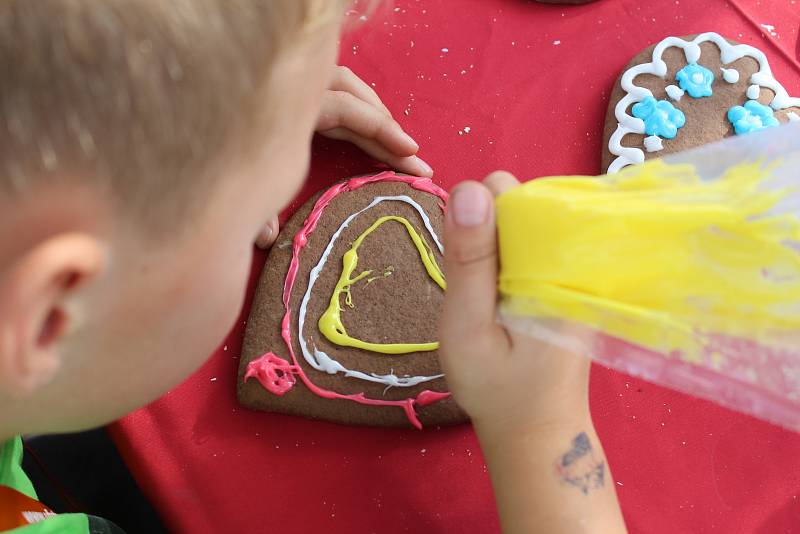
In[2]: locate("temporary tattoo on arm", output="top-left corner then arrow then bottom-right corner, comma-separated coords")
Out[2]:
555,432 -> 605,495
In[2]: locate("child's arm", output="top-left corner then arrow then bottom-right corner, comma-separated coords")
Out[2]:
439,174 -> 628,534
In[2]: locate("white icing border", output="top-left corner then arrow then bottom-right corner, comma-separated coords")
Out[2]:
297,195 -> 445,388
608,32 -> 800,173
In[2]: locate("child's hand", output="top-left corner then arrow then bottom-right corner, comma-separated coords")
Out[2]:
439,173 -> 591,437
258,67 -> 431,250
316,66 -> 432,178
440,175 -> 627,534
256,66 -> 433,248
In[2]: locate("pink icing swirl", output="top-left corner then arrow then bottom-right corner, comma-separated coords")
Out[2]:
248,172 -> 451,430
244,352 -> 300,396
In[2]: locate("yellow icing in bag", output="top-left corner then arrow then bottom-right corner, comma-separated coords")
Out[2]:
498,159 -> 800,356
496,147 -> 800,431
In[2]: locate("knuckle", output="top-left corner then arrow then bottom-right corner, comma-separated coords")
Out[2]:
336,65 -> 354,77
447,238 -> 496,267
326,92 -> 356,124
330,90 -> 350,106
439,327 -> 493,362
372,115 -> 397,138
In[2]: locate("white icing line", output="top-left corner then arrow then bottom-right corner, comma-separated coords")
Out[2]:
789,112 -> 800,123
608,32 -> 800,173
644,135 -> 664,153
665,85 -> 685,101
721,67 -> 740,84
747,84 -> 761,100
297,195 -> 445,388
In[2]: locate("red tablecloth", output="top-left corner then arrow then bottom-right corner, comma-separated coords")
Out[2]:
110,1 -> 800,532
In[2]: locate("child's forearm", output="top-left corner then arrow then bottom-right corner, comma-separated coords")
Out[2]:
474,404 -> 627,534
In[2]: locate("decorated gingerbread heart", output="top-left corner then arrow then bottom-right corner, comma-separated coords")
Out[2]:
237,173 -> 467,429
602,32 -> 800,174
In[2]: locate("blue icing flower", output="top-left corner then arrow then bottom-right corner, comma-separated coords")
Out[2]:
727,100 -> 780,135
631,96 -> 686,139
676,63 -> 715,98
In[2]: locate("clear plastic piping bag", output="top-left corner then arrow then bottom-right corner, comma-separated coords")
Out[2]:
496,123 -> 800,431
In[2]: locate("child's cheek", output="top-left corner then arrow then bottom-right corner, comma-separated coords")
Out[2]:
148,239 -> 252,374
195,241 -> 253,344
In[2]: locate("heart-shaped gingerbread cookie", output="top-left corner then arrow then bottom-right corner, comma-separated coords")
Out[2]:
238,173 -> 466,429
602,32 -> 800,174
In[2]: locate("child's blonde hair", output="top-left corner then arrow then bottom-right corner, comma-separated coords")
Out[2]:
0,0 -> 351,226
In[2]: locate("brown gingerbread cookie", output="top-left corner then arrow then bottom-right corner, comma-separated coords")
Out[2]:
237,172 -> 468,429
602,33 -> 800,174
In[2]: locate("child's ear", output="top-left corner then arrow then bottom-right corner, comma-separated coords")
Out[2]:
0,233 -> 106,398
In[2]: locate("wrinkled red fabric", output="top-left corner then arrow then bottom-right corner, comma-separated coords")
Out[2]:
111,1 -> 800,532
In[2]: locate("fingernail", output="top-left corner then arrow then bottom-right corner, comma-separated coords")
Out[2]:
452,184 -> 489,227
415,156 -> 433,176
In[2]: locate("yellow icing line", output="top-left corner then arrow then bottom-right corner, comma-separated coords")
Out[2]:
319,216 -> 446,354
366,265 -> 395,285
496,159 -> 800,363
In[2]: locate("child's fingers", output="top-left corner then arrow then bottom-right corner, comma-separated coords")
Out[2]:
441,179 -> 507,342
320,127 -> 433,177
316,90 -> 418,157
329,65 -> 392,117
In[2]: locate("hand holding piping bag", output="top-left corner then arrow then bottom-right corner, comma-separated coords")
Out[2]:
439,174 -> 628,534
493,123 -> 800,433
